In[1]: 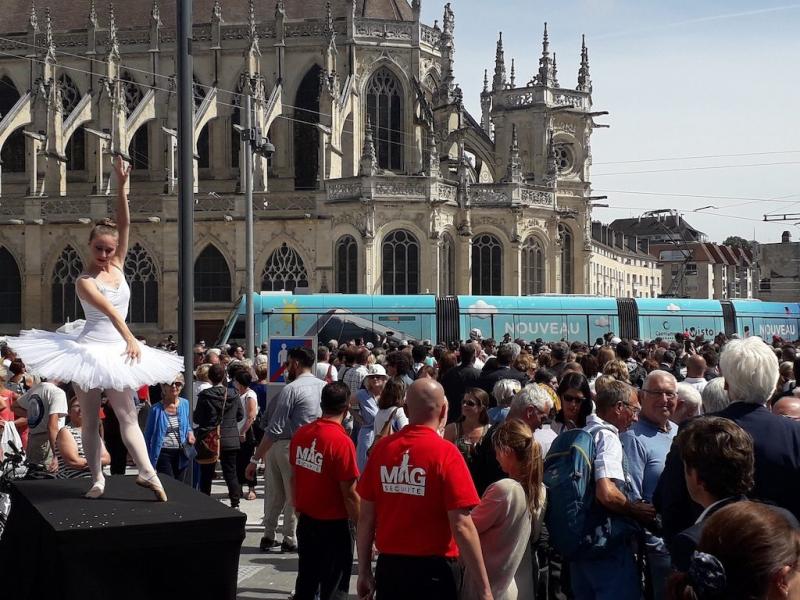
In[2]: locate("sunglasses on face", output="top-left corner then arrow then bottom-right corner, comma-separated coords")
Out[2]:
170,382 -> 184,388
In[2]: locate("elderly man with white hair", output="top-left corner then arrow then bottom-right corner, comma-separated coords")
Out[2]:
471,383 -> 555,496
655,336 -> 800,545
700,377 -> 729,414
672,382 -> 702,424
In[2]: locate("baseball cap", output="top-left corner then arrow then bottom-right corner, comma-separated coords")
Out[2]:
469,328 -> 483,341
610,336 -> 622,345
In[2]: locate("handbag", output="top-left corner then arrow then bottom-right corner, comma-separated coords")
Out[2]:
367,407 -> 400,456
195,388 -> 228,465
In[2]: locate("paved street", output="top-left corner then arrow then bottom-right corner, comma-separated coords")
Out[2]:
207,477 -> 359,599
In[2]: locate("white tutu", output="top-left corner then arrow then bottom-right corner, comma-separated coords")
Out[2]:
6,271 -> 183,391
6,325 -> 184,391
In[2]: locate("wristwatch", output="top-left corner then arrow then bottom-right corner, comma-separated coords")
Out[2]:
249,456 -> 260,465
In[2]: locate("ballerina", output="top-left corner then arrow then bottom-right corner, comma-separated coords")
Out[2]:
6,156 -> 183,501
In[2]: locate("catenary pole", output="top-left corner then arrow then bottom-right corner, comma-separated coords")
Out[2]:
244,89 -> 255,361
177,0 -> 194,403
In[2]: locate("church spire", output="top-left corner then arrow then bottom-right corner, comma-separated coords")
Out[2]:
88,0 -> 98,28
552,52 -> 559,88
44,7 -> 56,63
492,31 -> 506,92
577,34 -> 592,93
535,22 -> 555,87
246,0 -> 259,55
107,2 -> 120,62
510,58 -> 516,88
360,116 -> 378,177
504,124 -> 523,184
29,0 -> 39,32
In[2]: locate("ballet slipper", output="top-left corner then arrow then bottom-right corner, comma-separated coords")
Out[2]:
85,479 -> 106,499
135,473 -> 168,502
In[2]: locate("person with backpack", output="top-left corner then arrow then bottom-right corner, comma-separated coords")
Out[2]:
544,380 -> 656,600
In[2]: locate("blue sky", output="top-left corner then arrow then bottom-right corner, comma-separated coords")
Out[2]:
420,1 -> 800,243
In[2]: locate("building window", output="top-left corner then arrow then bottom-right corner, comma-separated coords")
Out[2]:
122,71 -> 143,114
66,128 -> 86,171
294,65 -> 322,190
0,76 -> 24,173
366,67 -> 404,172
559,225 -> 573,294
129,125 -> 149,170
194,245 -> 231,302
472,234 -> 502,295
197,123 -> 210,169
193,74 -> 206,109
59,74 -> 81,118
382,229 -> 419,295
52,246 -> 84,323
0,247 -> 21,323
262,243 -> 309,292
125,243 -> 158,324
521,237 -> 545,295
335,235 -> 358,294
440,233 -> 455,296
554,143 -> 574,173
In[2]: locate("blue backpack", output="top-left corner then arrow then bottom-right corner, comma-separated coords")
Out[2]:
543,425 -> 637,559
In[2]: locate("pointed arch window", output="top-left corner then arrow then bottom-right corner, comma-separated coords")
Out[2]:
472,234 -> 502,295
0,76 -> 25,173
129,125 -> 149,170
439,233 -> 455,296
366,67 -> 404,172
522,237 -> 545,295
382,229 -> 419,295
193,74 -> 206,109
52,246 -> 84,323
559,224 -> 573,294
262,243 -> 309,292
335,235 -> 358,294
0,247 -> 21,323
66,128 -> 86,171
58,74 -> 81,118
125,243 -> 158,323
294,65 -> 322,190
122,71 -> 143,114
197,123 -> 210,169
195,245 -> 231,302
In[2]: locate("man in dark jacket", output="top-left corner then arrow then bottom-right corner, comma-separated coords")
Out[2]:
476,344 -> 528,396
194,363 -> 244,507
441,343 -> 481,424
655,336 -> 800,546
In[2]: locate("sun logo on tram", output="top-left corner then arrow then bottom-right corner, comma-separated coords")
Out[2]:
280,299 -> 299,327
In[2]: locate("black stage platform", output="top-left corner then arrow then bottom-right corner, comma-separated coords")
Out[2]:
1,475 -> 246,600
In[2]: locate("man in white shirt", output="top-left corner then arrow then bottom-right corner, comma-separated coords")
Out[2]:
571,381 -> 656,600
682,354 -> 708,394
13,380 -> 67,471
315,346 -> 338,382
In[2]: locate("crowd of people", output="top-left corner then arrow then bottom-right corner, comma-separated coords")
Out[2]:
3,328 -> 800,600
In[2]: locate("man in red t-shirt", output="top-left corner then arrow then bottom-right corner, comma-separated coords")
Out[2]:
290,381 -> 360,600
356,378 -> 492,600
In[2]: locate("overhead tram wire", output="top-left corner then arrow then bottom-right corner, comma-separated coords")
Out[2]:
7,36 -> 800,175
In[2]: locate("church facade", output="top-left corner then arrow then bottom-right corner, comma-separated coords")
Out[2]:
0,0 -> 606,342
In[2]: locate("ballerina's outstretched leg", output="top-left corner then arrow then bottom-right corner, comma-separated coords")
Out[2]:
105,389 -> 168,502
75,386 -> 105,499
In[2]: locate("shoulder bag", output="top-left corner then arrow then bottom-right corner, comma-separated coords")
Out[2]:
195,388 -> 228,465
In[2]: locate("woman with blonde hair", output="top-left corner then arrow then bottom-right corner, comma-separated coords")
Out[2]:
463,418 -> 545,600
602,359 -> 631,383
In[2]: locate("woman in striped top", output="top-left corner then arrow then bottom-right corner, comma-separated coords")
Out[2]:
144,374 -> 194,481
55,394 -> 111,479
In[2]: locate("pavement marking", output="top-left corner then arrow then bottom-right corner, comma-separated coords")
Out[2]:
238,564 -> 265,584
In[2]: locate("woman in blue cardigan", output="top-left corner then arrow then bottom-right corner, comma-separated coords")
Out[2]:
144,374 -> 194,481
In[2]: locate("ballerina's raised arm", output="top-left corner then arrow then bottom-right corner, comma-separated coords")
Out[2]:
111,155 -> 132,266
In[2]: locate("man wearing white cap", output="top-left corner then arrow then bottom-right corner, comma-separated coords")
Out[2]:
354,364 -> 388,471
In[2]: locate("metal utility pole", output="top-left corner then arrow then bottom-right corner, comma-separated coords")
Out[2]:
176,0 -> 194,401
244,89 -> 255,361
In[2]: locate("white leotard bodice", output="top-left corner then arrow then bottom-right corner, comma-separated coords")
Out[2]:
77,274 -> 130,343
